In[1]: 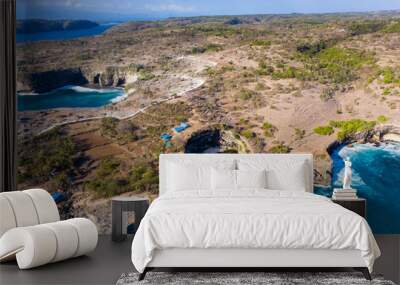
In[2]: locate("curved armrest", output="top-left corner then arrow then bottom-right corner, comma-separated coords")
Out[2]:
0,218 -> 98,269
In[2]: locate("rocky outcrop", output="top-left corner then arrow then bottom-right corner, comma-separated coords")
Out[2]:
376,125 -> 400,142
86,66 -> 128,87
382,133 -> 400,142
18,68 -> 88,93
184,127 -> 238,153
17,66 -> 134,93
327,124 -> 400,154
321,124 -> 400,186
313,156 -> 333,186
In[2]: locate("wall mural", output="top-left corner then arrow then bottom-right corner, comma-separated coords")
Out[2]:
16,0 -> 400,234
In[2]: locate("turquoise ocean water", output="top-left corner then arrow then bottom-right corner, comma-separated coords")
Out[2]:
16,23 -> 117,43
315,142 -> 400,234
18,85 -> 126,111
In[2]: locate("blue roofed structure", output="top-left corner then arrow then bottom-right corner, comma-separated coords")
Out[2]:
173,122 -> 190,133
51,192 -> 65,203
160,133 -> 172,141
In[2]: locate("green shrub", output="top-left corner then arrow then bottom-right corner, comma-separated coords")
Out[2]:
383,88 -> 391,96
256,62 -> 274,76
262,121 -> 277,137
86,160 -> 159,198
175,114 -> 188,122
348,20 -> 385,36
101,118 -> 139,143
222,149 -> 238,153
191,46 -> 207,54
269,143 -> 291,153
138,70 -> 155,81
186,24 -> 239,37
272,66 -> 298,79
128,164 -> 158,192
17,128 -> 77,185
295,46 -> 375,84
296,40 -> 328,56
239,89 -> 255,100
381,67 -> 400,84
382,67 -> 395,84
313,126 -> 334,136
377,115 -> 389,123
382,21 -> 400,33
251,39 -> 271,46
329,119 -> 376,141
96,157 -> 120,178
85,176 -> 131,198
314,47 -> 374,83
241,129 -> 255,139
205,43 -> 223,52
191,43 -> 222,54
49,172 -> 70,190
101,117 -> 119,137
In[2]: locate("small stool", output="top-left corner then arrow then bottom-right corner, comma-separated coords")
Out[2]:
111,197 -> 149,242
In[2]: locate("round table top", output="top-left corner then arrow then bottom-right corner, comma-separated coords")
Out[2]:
112,196 -> 149,202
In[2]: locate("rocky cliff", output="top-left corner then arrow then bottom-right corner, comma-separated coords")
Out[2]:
17,69 -> 88,93
17,65 -> 134,93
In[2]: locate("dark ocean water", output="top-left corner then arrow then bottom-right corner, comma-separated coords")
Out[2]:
16,23 -> 117,43
314,142 -> 400,234
18,85 -> 126,111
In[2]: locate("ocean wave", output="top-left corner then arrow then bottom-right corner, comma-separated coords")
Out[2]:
58,85 -> 124,94
17,91 -> 39,96
339,142 -> 400,158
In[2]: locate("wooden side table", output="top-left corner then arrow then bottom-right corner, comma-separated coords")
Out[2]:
112,197 -> 149,242
332,198 -> 366,218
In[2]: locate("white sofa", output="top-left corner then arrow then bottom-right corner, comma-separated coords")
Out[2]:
0,189 -> 98,269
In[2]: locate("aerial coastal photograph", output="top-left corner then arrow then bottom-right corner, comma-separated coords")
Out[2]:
15,0 -> 400,234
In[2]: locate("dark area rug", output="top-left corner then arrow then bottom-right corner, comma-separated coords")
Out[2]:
116,272 -> 396,285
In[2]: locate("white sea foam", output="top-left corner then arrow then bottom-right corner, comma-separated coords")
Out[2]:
17,91 -> 39,96
57,85 -> 124,94
340,142 -> 400,157
110,92 -> 128,103
58,85 -> 94,92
